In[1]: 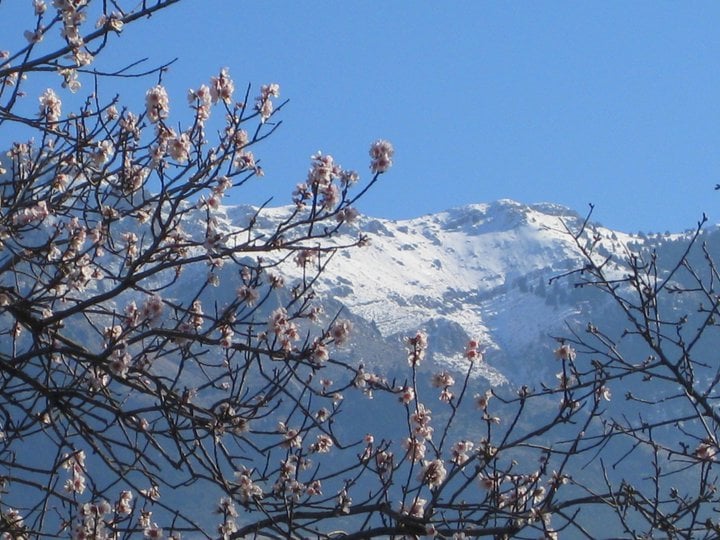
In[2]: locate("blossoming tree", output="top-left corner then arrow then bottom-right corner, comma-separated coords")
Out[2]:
1,2 -> 720,540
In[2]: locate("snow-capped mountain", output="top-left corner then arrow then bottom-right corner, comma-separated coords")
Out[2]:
218,198 -> 713,388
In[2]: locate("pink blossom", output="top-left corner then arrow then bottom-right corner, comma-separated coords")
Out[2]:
210,68 -> 235,105
143,523 -> 163,539
402,497 -> 427,519
256,83 -> 280,122
406,330 -> 428,367
145,85 -> 169,123
282,428 -> 302,449
188,84 -> 212,121
190,299 -> 204,329
306,480 -> 323,496
554,343 -> 576,361
92,139 -> 114,166
64,473 -> 86,494
402,437 -> 426,462
236,285 -> 260,306
168,132 -> 191,163
109,350 -> 132,378
217,496 -> 238,518
234,151 -> 259,173
309,434 -> 334,453
219,324 -> 234,348
451,440 -> 474,465
293,182 -> 311,207
431,371 -> 455,388
321,183 -> 340,210
96,11 -> 124,32
307,152 -> 340,189
315,408 -> 330,422
234,467 -> 263,503
116,490 -> 133,515
268,273 -> 285,289
695,441 -> 718,461
330,319 -> 352,346
369,139 -> 394,173
311,340 -> 329,364
38,88 -> 62,122
268,307 -> 289,334
465,339 -> 482,360
419,459 -> 447,489
337,489 -> 352,514
140,294 -> 164,326
336,206 -> 360,224
410,403 -> 433,440
478,473 -> 501,491
474,390 -> 492,410
397,385 -> 415,404
340,169 -> 359,185
12,200 -> 50,226
596,385 -> 612,402
140,485 -> 160,501
24,28 -> 44,43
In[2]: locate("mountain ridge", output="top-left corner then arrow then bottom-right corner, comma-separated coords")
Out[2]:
184,197 -> 717,387
203,199 -> 649,385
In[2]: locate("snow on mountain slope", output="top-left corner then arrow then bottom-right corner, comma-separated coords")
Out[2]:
208,198 -> 654,386
322,200 -> 580,334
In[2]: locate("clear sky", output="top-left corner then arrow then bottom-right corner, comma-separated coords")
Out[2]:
3,2 -> 719,233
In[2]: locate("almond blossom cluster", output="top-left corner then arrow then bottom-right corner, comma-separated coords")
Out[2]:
402,435 -> 426,463
211,498 -> 236,539
309,433 -> 334,454
554,343 -> 576,361
695,440 -> 718,461
210,68 -> 235,105
465,338 -> 482,361
145,85 -> 170,123
268,307 -> 300,351
353,365 -> 387,398
401,497 -> 427,519
11,200 -> 50,226
293,151 -> 358,211
450,440 -> 474,465
369,139 -> 394,173
62,450 -> 87,495
234,468 -> 263,504
0,508 -> 26,539
419,458 -> 447,490
431,370 -> 455,402
236,284 -> 260,306
403,403 -> 434,462
72,501 -> 111,539
187,84 -> 212,122
405,330 -> 428,367
329,319 -> 352,346
410,403 -> 433,440
310,338 -> 330,365
96,11 -> 124,33
38,88 -> 62,122
397,384 -> 416,404
255,83 -> 280,122
271,454 -> 317,503
480,470 -> 551,516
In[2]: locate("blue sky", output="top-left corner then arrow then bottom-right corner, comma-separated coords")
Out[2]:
3,2 -> 719,233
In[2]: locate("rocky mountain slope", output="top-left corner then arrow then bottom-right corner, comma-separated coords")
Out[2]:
215,199 -> 713,388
